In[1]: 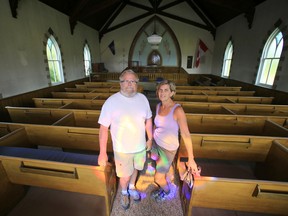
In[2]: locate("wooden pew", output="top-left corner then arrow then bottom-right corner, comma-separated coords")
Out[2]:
72,85 -> 241,95
193,75 -> 214,86
177,136 -> 288,216
178,134 -> 288,162
185,114 -> 288,134
33,98 -> 105,109
0,122 -> 113,153
176,89 -> 255,96
31,98 -> 288,118
0,123 -> 115,216
65,87 -> 119,93
53,86 -> 144,99
175,86 -> 242,91
50,92 -> 273,104
83,81 -> 119,88
255,140 -> 288,181
6,106 -> 288,134
73,84 -> 144,92
51,92 -> 114,100
6,106 -> 101,128
178,101 -> 288,116
174,94 -> 274,104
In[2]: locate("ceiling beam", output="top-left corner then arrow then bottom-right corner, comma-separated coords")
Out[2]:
69,0 -> 123,34
157,10 -> 213,33
83,0 -> 122,19
102,11 -> 153,34
99,1 -> 127,41
244,7 -> 255,29
69,0 -> 90,34
110,0 -> 215,37
158,0 -> 185,11
126,1 -> 152,11
185,0 -> 215,29
9,0 -> 19,18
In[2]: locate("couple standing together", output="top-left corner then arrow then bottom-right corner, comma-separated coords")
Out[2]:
98,69 -> 198,210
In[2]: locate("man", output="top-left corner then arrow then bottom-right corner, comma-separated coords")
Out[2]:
98,69 -> 153,210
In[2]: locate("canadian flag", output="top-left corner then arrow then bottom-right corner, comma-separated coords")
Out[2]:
195,39 -> 208,68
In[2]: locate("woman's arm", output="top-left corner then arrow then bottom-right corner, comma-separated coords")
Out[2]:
174,106 -> 199,174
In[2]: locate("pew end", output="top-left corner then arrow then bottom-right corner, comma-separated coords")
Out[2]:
0,124 -> 116,216
177,136 -> 288,216
0,147 -> 116,216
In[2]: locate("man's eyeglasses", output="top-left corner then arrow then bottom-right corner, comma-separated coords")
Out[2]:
120,80 -> 138,84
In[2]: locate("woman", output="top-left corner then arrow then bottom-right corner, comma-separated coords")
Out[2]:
150,80 -> 198,202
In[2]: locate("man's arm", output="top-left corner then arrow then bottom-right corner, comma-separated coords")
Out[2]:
98,124 -> 109,166
145,117 -> 153,150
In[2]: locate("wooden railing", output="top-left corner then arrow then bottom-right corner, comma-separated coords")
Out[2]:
90,72 -> 188,84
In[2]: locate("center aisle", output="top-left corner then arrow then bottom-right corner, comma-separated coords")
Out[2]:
110,156 -> 183,216
111,90 -> 183,216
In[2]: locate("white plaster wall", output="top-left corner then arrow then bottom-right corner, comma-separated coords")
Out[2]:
0,0 -> 99,98
212,0 -> 288,92
99,19 -> 147,72
2,0 -> 287,97
167,18 -> 214,75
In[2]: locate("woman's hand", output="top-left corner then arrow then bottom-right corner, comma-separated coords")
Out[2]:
187,158 -> 200,176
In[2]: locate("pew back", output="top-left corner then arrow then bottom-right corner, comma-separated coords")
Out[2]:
7,106 -> 288,135
178,138 -> 288,216
174,95 -> 274,104
0,123 -> 113,152
33,98 -> 105,109
175,86 -> 242,91
51,92 -> 113,100
6,106 -> 101,128
178,101 -> 288,116
176,89 -> 255,96
185,114 -> 288,135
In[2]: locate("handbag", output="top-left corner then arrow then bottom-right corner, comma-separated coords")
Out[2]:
182,168 -> 194,189
181,166 -> 201,189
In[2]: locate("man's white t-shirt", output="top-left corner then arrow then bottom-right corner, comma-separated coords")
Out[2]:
98,92 -> 152,153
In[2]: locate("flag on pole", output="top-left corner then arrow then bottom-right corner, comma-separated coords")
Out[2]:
108,40 -> 115,55
195,39 -> 208,68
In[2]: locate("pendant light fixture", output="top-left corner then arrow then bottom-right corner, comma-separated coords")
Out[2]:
147,17 -> 162,49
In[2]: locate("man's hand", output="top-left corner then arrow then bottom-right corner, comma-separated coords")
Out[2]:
146,139 -> 152,151
98,152 -> 108,166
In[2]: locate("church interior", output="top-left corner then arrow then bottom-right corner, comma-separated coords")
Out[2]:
0,0 -> 288,215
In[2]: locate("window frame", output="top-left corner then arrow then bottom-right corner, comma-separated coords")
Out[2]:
221,40 -> 233,78
255,28 -> 283,88
84,43 -> 92,77
46,35 -> 64,85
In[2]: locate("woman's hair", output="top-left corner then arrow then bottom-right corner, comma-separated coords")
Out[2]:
119,69 -> 139,82
156,80 -> 176,98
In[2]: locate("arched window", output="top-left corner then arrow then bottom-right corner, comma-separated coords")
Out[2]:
221,41 -> 233,78
84,43 -> 92,76
147,50 -> 162,66
46,35 -> 64,84
256,28 -> 283,87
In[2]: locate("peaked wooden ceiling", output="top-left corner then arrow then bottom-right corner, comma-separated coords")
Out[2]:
10,0 -> 266,38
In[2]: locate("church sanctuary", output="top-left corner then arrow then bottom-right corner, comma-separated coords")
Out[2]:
1,0 -> 288,215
